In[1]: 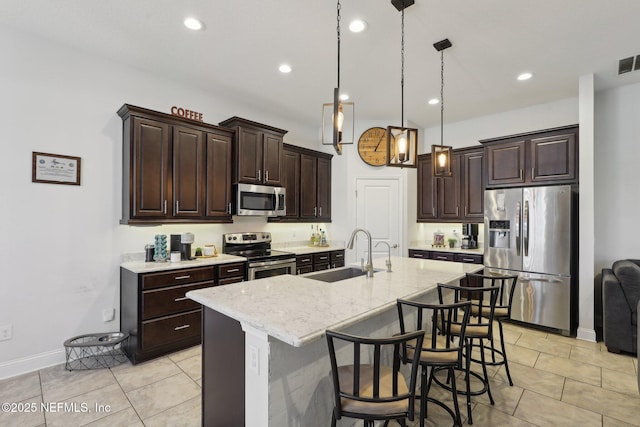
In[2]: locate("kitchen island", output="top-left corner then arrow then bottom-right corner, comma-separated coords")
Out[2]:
187,256 -> 482,426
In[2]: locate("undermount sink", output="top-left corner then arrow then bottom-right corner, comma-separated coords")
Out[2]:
305,267 -> 384,283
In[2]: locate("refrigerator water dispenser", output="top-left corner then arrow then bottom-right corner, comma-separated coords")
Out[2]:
489,220 -> 510,248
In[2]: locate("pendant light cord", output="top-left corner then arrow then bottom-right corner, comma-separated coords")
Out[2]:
337,0 -> 341,89
440,49 -> 444,147
400,4 -> 405,126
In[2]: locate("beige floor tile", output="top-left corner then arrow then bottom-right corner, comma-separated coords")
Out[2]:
39,365 -> 117,403
126,373 -> 200,420
604,415 -> 637,427
474,377 -> 524,416
534,352 -> 601,386
143,395 -> 201,427
0,395 -> 45,427
464,402 -> 537,427
515,390 -> 601,427
505,322 -> 549,339
514,334 -> 572,358
43,383 -> 131,427
602,366 -> 639,396
110,356 -> 182,392
547,333 -> 600,351
506,361 -> 565,400
562,378 -> 640,426
0,371 -> 41,403
502,342 -> 540,368
167,345 -> 201,363
83,407 -> 144,426
570,345 -> 636,374
176,355 -> 201,382
498,324 -> 522,345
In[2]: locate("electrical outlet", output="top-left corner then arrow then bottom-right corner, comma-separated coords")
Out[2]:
102,308 -> 115,322
0,324 -> 12,341
249,345 -> 260,374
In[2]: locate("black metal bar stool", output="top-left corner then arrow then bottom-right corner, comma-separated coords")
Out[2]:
325,329 -> 425,427
434,282 -> 500,425
464,272 -> 519,386
396,299 -> 472,427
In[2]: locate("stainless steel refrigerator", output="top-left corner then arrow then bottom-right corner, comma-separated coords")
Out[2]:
484,185 -> 575,335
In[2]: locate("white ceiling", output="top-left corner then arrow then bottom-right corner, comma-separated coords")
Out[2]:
2,0 -> 640,129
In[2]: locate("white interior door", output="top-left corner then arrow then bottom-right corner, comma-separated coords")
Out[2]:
354,177 -> 402,264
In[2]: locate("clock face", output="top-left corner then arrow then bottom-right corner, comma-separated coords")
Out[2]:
357,127 -> 396,167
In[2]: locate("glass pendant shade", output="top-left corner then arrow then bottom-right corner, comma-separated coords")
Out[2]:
386,126 -> 418,168
431,144 -> 453,176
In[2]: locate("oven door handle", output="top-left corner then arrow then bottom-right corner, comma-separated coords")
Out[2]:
248,258 -> 297,268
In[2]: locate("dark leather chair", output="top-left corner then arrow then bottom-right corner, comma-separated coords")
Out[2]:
602,259 -> 640,354
325,329 -> 425,427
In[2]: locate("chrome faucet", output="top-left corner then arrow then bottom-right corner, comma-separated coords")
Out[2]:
375,241 -> 392,272
347,228 -> 374,278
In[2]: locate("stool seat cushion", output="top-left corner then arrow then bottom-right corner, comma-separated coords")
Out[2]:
337,364 -> 409,416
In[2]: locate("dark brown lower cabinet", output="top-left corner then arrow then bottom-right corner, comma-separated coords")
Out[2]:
120,262 -> 245,364
297,250 -> 345,274
408,250 -> 483,265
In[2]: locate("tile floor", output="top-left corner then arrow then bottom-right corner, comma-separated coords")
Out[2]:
0,322 -> 638,426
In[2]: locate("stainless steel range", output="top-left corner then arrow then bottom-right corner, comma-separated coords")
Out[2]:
222,232 -> 296,280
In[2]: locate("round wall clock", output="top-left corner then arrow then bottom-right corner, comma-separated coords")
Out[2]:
357,127 -> 396,167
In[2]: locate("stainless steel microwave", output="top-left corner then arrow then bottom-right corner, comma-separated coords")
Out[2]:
234,183 -> 286,217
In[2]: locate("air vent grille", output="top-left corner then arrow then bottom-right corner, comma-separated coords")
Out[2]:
618,55 -> 640,75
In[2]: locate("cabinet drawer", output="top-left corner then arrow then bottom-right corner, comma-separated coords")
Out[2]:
432,252 -> 455,262
142,281 -> 212,320
142,267 -> 215,290
141,309 -> 201,350
314,262 -> 330,272
454,253 -> 484,264
219,262 -> 246,279
332,260 -> 345,269
408,250 -> 431,259
330,250 -> 345,263
296,255 -> 313,266
297,265 -> 313,275
218,276 -> 244,286
313,252 -> 330,264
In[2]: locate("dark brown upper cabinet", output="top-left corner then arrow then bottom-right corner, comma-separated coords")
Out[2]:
482,125 -> 578,188
219,117 -> 287,186
118,104 -> 234,224
276,144 -> 332,222
417,146 -> 484,223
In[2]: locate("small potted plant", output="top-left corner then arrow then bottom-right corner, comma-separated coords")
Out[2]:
447,238 -> 457,248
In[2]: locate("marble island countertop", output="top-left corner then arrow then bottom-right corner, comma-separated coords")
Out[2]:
187,256 -> 482,347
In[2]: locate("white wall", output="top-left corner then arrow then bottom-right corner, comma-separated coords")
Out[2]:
0,24 -> 333,378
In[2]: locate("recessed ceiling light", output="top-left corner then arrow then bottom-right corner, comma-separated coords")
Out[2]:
349,19 -> 367,33
339,93 -> 350,101
184,17 -> 204,31
279,64 -> 292,73
517,72 -> 533,81
428,98 -> 440,105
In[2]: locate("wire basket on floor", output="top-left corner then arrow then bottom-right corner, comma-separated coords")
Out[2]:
64,332 -> 129,371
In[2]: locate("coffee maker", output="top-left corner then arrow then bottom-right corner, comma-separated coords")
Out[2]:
461,223 -> 479,249
171,232 -> 195,260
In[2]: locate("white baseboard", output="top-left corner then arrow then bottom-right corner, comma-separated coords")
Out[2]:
0,349 -> 66,380
576,327 -> 597,343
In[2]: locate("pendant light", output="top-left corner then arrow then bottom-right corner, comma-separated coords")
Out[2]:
431,38 -> 453,176
386,0 -> 418,168
322,0 -> 354,155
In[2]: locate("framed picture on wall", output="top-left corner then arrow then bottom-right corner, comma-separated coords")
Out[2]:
32,152 -> 81,185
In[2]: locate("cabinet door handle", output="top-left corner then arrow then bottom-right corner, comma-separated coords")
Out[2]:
531,167 -> 535,178
297,269 -> 301,275
174,275 -> 191,280
227,268 -> 240,273
462,258 -> 475,262
258,169 -> 261,181
319,207 -> 322,217
174,296 -> 188,302
456,206 -> 459,216
432,208 -> 435,217
265,170 -> 269,181
314,207 -> 317,217
176,200 -> 180,214
414,254 -> 424,258
435,255 -> 449,260
174,324 -> 191,331
520,169 -> 523,180
164,200 -> 167,215
465,206 -> 468,216
227,202 -> 232,214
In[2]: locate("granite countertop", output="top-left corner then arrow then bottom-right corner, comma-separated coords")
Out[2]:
121,253 -> 247,274
281,244 -> 345,255
187,256 -> 482,347
408,242 -> 484,255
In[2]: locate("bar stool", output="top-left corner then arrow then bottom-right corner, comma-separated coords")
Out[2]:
435,282 -> 500,425
396,299 -> 472,427
325,329 -> 425,427
463,272 -> 519,386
